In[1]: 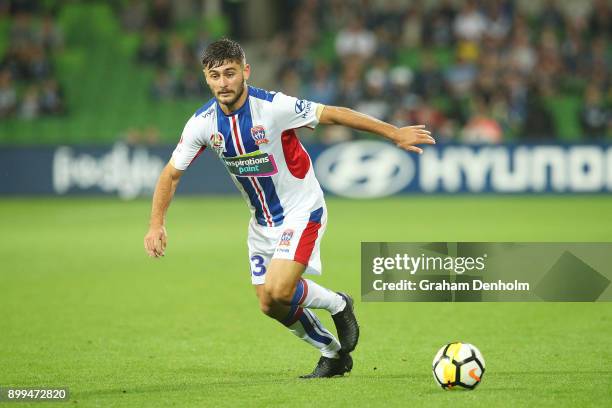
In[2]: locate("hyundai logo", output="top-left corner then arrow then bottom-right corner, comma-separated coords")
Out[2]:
314,140 -> 415,198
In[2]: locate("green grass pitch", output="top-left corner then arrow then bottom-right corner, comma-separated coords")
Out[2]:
1,196 -> 611,407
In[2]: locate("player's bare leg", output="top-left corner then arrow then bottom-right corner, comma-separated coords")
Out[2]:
261,259 -> 304,307
255,283 -> 290,321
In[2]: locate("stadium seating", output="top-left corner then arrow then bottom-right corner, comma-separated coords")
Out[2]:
0,1 -> 607,144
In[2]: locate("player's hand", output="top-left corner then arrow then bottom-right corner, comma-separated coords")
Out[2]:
144,225 -> 167,258
390,125 -> 435,154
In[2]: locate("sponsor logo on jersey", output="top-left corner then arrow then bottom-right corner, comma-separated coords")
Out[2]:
201,106 -> 215,118
210,132 -> 225,155
279,229 -> 294,246
222,151 -> 278,177
295,99 -> 312,119
250,125 -> 269,145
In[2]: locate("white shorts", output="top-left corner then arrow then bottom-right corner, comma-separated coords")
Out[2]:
247,206 -> 327,285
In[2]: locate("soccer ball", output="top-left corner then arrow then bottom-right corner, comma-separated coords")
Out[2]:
432,342 -> 485,390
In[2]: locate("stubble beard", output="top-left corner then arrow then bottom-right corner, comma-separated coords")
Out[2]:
218,81 -> 246,111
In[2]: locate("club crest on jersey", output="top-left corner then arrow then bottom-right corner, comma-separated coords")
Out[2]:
210,132 -> 225,155
250,125 -> 269,145
279,229 -> 294,246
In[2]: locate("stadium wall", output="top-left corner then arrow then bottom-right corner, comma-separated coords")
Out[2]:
1,142 -> 612,198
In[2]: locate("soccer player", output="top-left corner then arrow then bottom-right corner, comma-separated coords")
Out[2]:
144,39 -> 434,378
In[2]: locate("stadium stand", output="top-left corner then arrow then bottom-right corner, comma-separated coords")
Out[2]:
0,0 -> 609,145
269,0 -> 610,143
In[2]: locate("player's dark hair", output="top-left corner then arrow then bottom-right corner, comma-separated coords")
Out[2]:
201,38 -> 245,70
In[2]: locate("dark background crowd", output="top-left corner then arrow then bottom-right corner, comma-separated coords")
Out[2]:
268,0 -> 610,142
122,0 -> 213,101
0,1 -> 66,120
0,0 -> 610,143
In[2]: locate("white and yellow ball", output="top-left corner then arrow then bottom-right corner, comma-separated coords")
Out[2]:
432,342 -> 485,390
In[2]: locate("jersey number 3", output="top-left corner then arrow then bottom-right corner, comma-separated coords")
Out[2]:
250,255 -> 267,276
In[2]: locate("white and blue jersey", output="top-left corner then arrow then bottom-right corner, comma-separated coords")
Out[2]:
171,86 -> 325,227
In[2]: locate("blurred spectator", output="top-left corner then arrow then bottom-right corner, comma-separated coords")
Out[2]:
9,12 -> 35,48
125,0 -> 215,103
166,33 -> 188,76
354,67 -> 390,120
179,71 -> 206,99
335,17 -> 377,60
112,0 -> 611,143
5,0 -> 40,14
473,63 -> 497,102
372,25 -> 396,61
521,85 -> 556,140
461,97 -> 503,143
388,65 -> 414,102
19,84 -> 40,119
27,45 -> 52,80
414,53 -> 443,99
587,36 -> 610,78
121,0 -> 148,32
171,0 -> 198,22
588,0 -> 611,38
0,69 -> 17,118
561,19 -> 587,75
1,7 -> 66,120
149,0 -> 172,30
400,6 -> 423,48
507,29 -> 536,74
456,40 -> 480,63
489,91 -> 511,131
292,0 -> 610,142
137,27 -> 166,67
503,72 -> 528,129
336,60 -> 364,107
150,68 -> 176,100
409,101 -> 454,142
484,2 -> 512,42
539,0 -> 565,30
579,84 -> 610,139
193,30 -> 212,61
305,61 -> 337,105
423,0 -> 456,47
279,68 -> 302,99
39,79 -> 65,115
37,14 -> 64,52
445,53 -> 477,97
278,44 -> 312,80
453,0 -> 487,42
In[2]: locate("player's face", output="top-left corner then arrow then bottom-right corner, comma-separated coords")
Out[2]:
204,60 -> 250,107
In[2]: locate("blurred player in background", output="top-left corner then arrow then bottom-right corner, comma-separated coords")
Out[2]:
144,38 -> 434,378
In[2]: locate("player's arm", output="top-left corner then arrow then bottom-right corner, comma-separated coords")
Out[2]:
317,105 -> 435,154
144,159 -> 184,258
